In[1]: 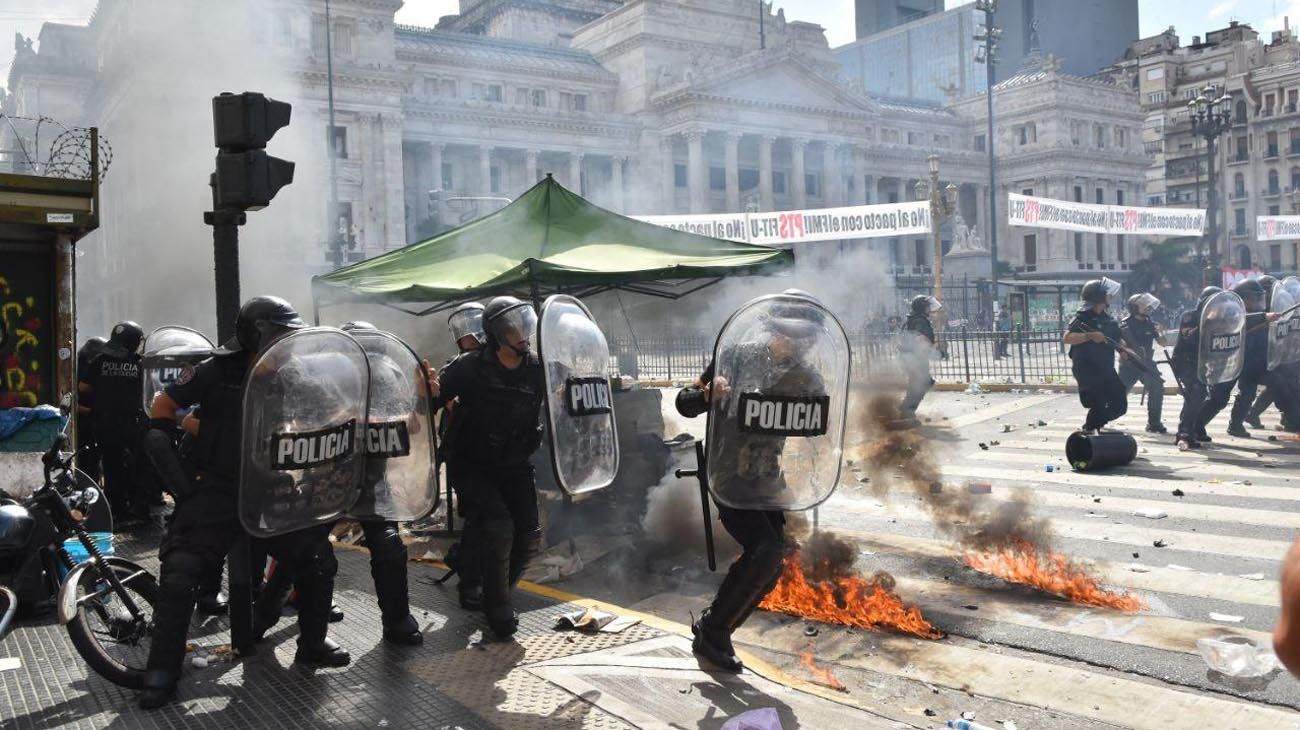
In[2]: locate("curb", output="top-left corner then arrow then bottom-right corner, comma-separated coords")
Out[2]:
628,380 -> 1179,396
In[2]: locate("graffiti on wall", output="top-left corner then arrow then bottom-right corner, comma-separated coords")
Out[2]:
0,275 -> 46,409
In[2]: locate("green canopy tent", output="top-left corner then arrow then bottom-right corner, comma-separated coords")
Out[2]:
311,175 -> 792,317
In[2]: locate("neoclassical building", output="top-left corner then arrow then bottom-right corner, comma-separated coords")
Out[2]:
4,0 -> 1149,332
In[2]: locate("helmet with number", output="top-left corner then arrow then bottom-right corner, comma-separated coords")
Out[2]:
340,321 -> 377,332
1196,286 -> 1223,315
1231,278 -> 1265,311
910,295 -> 941,315
79,336 -> 108,359
108,321 -> 144,354
220,295 -> 305,354
483,296 -> 537,355
1258,275 -> 1278,302
447,302 -> 485,351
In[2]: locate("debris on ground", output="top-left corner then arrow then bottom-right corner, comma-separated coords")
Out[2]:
1001,424 -> 1015,433
721,707 -> 782,730
930,482 -> 945,494
1171,489 -> 1185,497
191,656 -> 209,668
1153,539 -> 1168,548
961,605 -> 979,611
554,607 -> 640,634
1209,613 -> 1245,623
966,482 -> 992,495
803,625 -> 819,637
1132,552 -> 1141,559
534,550 -> 584,584
1240,573 -> 1266,581
978,443 -> 989,450
1093,497 -> 1102,503
1196,635 -> 1278,677
965,383 -> 985,395
1134,509 -> 1167,519
1166,564 -> 1193,571
924,709 -> 938,717
1128,564 -> 1150,573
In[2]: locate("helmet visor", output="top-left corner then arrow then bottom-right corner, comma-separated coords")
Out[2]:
492,305 -> 538,348
448,308 -> 484,343
1132,293 -> 1160,314
926,296 -> 943,313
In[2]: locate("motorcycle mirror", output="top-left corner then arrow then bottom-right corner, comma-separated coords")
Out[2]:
81,487 -> 100,506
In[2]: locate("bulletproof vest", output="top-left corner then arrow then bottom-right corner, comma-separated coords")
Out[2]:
436,351 -> 472,458
1068,309 -> 1120,365
450,348 -> 544,467
1120,316 -> 1157,357
89,351 -> 145,430
188,355 -> 248,485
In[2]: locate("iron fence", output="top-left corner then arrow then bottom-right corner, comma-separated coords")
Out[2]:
609,326 -> 1076,384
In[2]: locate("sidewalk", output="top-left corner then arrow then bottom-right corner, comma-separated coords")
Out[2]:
0,529 -> 907,730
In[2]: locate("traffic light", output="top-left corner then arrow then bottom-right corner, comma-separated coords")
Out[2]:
211,91 -> 295,210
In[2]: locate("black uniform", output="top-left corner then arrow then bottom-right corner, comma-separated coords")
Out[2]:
899,313 -> 936,418
1067,307 -> 1127,431
437,345 -> 545,636
79,347 -> 147,520
1117,315 -> 1164,427
1198,311 -> 1269,434
144,354 -> 248,688
74,341 -> 104,482
437,351 -> 483,607
1171,307 -> 1209,441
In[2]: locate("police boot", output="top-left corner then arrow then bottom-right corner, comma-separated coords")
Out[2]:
1246,413 -> 1266,429
1194,429 -> 1213,443
691,610 -> 742,672
295,636 -> 351,667
485,605 -> 519,639
139,669 -> 179,710
383,613 -> 423,646
293,581 -> 351,666
196,589 -> 228,616
252,571 -> 293,642
1227,421 -> 1251,438
1145,422 -> 1168,434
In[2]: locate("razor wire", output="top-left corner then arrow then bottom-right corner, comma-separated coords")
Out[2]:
0,113 -> 112,181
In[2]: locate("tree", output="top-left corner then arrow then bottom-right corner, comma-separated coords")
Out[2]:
1128,239 -> 1200,309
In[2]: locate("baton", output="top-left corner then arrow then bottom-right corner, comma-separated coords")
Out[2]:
1158,349 -> 1186,397
1074,323 -> 1163,380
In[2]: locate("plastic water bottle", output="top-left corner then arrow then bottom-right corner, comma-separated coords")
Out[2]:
948,721 -> 999,730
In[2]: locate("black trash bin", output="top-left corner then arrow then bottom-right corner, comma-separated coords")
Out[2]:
1065,431 -> 1138,472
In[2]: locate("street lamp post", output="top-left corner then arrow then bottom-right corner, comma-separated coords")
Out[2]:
974,0 -> 1001,307
1188,85 -> 1234,286
915,155 -> 959,339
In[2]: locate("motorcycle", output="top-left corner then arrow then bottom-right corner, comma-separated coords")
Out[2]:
0,428 -> 159,688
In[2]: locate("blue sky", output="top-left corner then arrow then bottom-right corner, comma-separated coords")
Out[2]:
0,0 -> 1287,87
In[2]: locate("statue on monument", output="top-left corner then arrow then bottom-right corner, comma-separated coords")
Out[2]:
947,211 -> 986,255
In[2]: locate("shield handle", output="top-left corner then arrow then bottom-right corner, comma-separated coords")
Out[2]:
675,440 -> 716,572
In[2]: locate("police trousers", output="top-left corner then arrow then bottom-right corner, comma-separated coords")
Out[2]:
1176,375 -> 1208,438
1074,364 -> 1128,431
1118,361 -> 1163,426
704,506 -> 786,633
447,459 -> 541,627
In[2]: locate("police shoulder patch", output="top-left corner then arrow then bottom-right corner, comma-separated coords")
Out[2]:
176,364 -> 196,386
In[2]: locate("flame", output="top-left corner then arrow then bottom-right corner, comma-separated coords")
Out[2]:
963,538 -> 1145,612
798,651 -> 847,692
758,553 -> 943,639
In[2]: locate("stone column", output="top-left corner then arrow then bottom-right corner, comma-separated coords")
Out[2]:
854,147 -> 869,205
791,138 -> 808,210
569,152 -> 584,193
525,149 -> 539,184
661,137 -> 676,212
687,130 -> 706,214
759,136 -> 775,210
479,145 -> 493,197
825,142 -> 843,208
724,132 -> 741,212
431,143 -> 445,191
611,156 -> 626,213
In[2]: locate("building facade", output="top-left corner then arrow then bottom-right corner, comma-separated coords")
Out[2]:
837,4 -> 986,105
1100,22 -> 1300,272
4,0 -> 1149,333
854,0 -> 944,40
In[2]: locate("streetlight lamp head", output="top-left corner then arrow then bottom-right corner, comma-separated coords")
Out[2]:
944,183 -> 959,208
928,155 -> 941,175
913,179 -> 929,201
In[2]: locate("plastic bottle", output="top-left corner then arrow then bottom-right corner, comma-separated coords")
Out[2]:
947,721 -> 999,730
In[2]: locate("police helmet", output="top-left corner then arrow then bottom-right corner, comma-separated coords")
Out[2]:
1231,278 -> 1264,298
483,296 -> 537,351
910,295 -> 941,315
221,296 -> 305,354
1081,280 -> 1108,305
108,321 -> 144,354
447,302 -> 485,346
1259,275 -> 1278,302
79,336 -> 108,358
340,320 -> 377,332
1126,293 -> 1160,316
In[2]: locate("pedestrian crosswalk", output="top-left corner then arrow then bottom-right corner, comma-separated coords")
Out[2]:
768,391 -> 1300,728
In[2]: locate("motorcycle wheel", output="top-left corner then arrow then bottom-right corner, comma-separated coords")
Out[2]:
63,558 -> 158,689
0,585 -> 15,640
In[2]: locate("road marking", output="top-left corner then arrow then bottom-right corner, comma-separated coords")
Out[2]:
979,438 -> 1291,463
941,462 -> 1300,503
840,530 -> 1280,607
942,395 -> 1068,429
0,657 -> 18,672
823,494 -> 1294,561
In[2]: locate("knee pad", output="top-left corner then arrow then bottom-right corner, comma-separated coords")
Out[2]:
158,551 -> 206,594
296,541 -> 338,579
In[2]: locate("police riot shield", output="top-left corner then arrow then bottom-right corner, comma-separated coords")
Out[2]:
1283,277 -> 1300,365
140,326 -> 214,412
1197,291 -> 1247,385
240,328 -> 369,537
346,330 -> 439,522
1269,285 -> 1298,371
537,295 -> 619,495
705,294 -> 851,511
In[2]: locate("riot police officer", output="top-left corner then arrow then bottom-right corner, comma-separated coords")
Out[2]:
675,297 -> 827,672
74,336 -> 107,482
139,296 -> 347,710
78,322 -> 149,525
1244,276 -> 1300,431
898,295 -> 940,424
1171,287 -> 1221,449
1062,280 -> 1127,433
1196,279 -> 1278,439
431,303 -> 487,610
1118,294 -> 1168,433
429,296 -> 544,638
